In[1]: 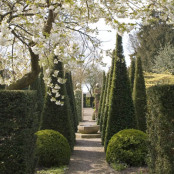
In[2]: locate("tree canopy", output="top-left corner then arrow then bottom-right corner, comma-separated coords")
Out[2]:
0,0 -> 173,101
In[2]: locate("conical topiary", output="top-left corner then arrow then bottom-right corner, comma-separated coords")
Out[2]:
40,56 -> 75,150
105,34 -> 136,151
65,72 -> 78,132
132,56 -> 147,131
101,50 -> 115,145
100,72 -> 109,131
129,55 -> 136,91
97,71 -> 106,125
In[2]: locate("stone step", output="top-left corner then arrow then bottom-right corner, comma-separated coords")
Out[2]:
76,133 -> 101,139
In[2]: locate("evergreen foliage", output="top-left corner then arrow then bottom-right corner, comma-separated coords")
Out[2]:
65,72 -> 78,132
99,72 -> 109,131
30,69 -> 45,125
101,51 -> 115,145
0,91 -> 39,174
74,87 -> 82,122
132,56 -> 147,131
105,34 -> 135,151
97,71 -> 106,125
129,56 -> 136,91
41,57 -> 75,150
35,129 -> 71,167
106,129 -> 147,166
146,85 -> 174,174
135,22 -> 174,72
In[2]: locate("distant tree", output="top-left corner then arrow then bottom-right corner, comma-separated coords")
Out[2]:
130,22 -> 174,72
84,64 -> 104,97
154,44 -> 174,74
132,56 -> 147,131
105,34 -> 135,151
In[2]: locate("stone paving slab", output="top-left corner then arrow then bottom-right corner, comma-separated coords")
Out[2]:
76,133 -> 101,138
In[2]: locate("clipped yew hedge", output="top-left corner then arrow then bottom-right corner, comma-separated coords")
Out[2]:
0,90 -> 39,174
147,85 -> 174,174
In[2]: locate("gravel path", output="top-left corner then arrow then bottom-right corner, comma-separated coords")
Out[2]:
65,108 -> 148,174
65,108 -> 116,174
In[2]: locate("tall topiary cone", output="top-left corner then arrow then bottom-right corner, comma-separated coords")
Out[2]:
97,71 -> 106,125
65,72 -> 78,132
104,34 -> 135,151
41,56 -> 75,150
101,52 -> 115,145
132,56 -> 147,131
129,55 -> 136,91
100,72 -> 109,131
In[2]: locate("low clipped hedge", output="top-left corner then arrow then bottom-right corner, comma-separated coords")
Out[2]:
147,85 -> 174,174
106,129 -> 147,166
0,90 -> 39,174
35,129 -> 71,168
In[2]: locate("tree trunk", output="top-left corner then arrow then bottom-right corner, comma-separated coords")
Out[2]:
6,48 -> 40,90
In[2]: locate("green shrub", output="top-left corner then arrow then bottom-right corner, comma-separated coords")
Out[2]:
74,88 -> 82,121
97,71 -> 106,125
41,57 -> 75,150
65,72 -> 78,132
0,90 -> 39,174
100,72 -> 109,130
106,129 -> 147,166
35,129 -> 71,168
146,85 -> 174,174
132,56 -> 147,131
105,34 -> 135,150
129,56 -> 136,91
30,70 -> 45,126
101,53 -> 115,145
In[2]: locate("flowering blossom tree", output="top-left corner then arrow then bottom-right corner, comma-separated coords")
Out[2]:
0,0 -> 173,104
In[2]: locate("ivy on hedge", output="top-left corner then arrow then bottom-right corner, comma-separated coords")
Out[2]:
147,85 -> 174,174
0,90 -> 39,174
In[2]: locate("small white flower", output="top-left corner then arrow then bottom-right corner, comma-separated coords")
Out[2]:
55,84 -> 60,89
55,93 -> 60,98
54,59 -> 58,64
49,5 -> 54,10
52,88 -> 58,93
54,46 -> 61,55
56,100 -> 61,105
46,68 -> 50,74
47,92 -> 51,96
50,97 -> 56,102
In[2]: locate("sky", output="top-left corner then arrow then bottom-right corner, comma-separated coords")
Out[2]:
83,19 -> 133,93
93,19 -> 132,71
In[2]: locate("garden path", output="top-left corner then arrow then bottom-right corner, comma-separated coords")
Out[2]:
65,108 -> 148,174
65,108 -> 116,174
